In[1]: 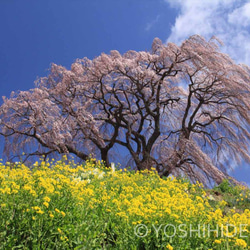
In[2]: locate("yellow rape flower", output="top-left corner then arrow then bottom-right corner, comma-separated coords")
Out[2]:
43,202 -> 49,208
43,196 -> 51,202
55,208 -> 60,213
49,212 -> 54,218
235,239 -> 247,248
214,239 -> 222,244
166,243 -> 173,250
60,236 -> 69,241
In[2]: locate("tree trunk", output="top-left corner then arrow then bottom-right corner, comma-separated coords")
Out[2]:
101,149 -> 110,167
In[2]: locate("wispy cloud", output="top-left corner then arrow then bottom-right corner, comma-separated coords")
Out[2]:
145,15 -> 161,31
164,0 -> 250,65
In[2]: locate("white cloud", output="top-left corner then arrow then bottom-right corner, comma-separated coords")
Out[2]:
145,15 -> 161,31
164,0 -> 250,65
228,2 -> 250,27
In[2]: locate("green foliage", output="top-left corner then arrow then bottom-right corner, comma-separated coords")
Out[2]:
211,179 -> 250,211
214,179 -> 240,195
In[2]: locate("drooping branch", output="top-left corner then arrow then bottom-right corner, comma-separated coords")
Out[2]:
0,35 -> 250,186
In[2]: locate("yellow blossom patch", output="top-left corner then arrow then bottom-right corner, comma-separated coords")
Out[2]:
0,158 -> 249,249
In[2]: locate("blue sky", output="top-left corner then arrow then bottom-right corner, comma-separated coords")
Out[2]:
0,0 -> 250,184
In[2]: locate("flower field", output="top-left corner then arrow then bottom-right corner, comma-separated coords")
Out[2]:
0,158 -> 249,249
